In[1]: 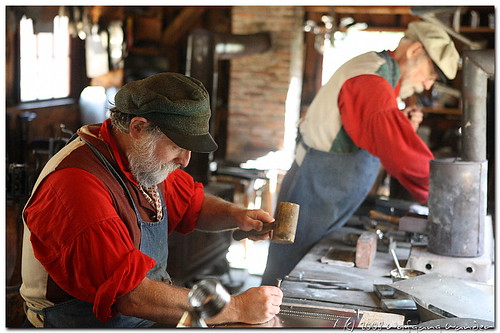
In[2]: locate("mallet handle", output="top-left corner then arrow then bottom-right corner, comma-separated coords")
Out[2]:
232,223 -> 274,241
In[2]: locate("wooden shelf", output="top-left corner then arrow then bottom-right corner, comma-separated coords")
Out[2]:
126,47 -> 162,56
422,107 -> 461,115
459,27 -> 494,33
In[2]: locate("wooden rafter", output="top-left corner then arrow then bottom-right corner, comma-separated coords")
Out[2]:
161,7 -> 207,46
305,6 -> 411,15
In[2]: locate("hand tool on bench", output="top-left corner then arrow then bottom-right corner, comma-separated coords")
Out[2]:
283,275 -> 348,285
306,284 -> 366,291
368,210 -> 400,224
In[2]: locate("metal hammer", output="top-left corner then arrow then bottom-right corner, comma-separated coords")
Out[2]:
232,202 -> 300,244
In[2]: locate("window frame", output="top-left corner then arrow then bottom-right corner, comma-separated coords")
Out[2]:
13,12 -> 88,109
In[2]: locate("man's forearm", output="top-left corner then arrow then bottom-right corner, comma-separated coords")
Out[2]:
195,194 -> 242,231
115,278 -> 190,325
114,277 -> 261,326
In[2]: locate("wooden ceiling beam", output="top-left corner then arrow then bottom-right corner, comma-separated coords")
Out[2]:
161,7 -> 206,46
305,6 -> 411,15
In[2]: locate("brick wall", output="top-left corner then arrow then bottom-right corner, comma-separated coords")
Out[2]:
227,6 -> 304,163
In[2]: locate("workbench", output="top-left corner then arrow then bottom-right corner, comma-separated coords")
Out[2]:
280,226 -> 401,311
276,226 -> 408,328
219,220 -> 494,328
218,225 -> 409,328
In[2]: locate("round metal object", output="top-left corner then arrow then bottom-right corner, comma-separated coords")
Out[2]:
390,268 -> 425,282
188,278 -> 230,319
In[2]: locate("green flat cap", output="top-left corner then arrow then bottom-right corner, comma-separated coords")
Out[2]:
115,72 -> 218,153
405,21 -> 460,80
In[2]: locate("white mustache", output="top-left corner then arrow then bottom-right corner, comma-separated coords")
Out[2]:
128,135 -> 180,187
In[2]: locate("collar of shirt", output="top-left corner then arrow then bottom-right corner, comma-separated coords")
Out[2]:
99,119 -> 139,186
387,50 -> 401,96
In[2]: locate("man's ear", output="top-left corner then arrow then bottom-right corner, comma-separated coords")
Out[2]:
129,117 -> 149,139
406,41 -> 425,60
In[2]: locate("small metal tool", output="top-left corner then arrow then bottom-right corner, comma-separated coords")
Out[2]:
284,275 -> 347,285
306,284 -> 365,291
390,248 -> 405,279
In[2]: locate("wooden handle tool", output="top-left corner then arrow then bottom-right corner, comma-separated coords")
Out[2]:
368,210 -> 399,224
232,202 -> 300,244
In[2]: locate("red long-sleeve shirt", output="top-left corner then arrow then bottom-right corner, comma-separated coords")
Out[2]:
338,75 -> 433,202
22,121 -> 204,322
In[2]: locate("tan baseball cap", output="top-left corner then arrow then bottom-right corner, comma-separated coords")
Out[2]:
405,21 -> 460,80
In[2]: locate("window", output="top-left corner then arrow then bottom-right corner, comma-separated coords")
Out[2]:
19,15 -> 70,102
322,30 -> 404,85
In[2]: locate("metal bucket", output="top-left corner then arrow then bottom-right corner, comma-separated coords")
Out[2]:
427,158 -> 487,257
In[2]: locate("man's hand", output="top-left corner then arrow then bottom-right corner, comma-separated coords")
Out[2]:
233,208 -> 275,241
402,105 -> 424,132
197,194 -> 275,241
115,278 -> 283,326
208,286 -> 283,325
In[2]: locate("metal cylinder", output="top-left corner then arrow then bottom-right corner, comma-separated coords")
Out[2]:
188,278 -> 230,320
461,51 -> 491,162
427,158 -> 487,257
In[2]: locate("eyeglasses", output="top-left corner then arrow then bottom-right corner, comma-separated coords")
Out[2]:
425,56 -> 440,83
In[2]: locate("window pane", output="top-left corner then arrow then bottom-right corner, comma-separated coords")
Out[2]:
37,57 -> 55,100
20,15 -> 70,102
20,58 -> 38,102
20,16 -> 37,101
53,57 -> 71,98
54,16 -> 69,57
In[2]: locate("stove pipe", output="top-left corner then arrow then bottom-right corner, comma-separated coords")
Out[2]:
427,50 -> 494,257
184,29 -> 272,184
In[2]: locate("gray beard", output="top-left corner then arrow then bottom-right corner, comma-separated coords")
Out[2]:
399,57 -> 425,99
128,136 -> 180,188
399,78 -> 424,99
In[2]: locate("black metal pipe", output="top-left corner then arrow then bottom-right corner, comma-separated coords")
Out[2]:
461,50 -> 494,162
184,28 -> 272,184
214,32 -> 272,60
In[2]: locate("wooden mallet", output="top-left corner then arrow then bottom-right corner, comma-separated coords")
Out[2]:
232,202 -> 300,244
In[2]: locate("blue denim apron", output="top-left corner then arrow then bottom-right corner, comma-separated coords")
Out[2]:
33,140 -> 170,328
261,141 -> 380,285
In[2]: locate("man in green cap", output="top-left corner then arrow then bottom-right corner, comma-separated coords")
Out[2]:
261,20 -> 460,286
20,72 -> 282,328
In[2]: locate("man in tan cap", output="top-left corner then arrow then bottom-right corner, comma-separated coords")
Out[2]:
20,72 -> 282,327
261,21 -> 460,286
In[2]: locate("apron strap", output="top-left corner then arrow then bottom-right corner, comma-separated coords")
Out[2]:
79,137 -> 143,225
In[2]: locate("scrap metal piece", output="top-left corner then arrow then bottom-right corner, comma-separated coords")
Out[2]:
390,273 -> 494,322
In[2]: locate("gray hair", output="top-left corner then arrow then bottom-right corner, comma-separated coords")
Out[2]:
108,107 -> 163,136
